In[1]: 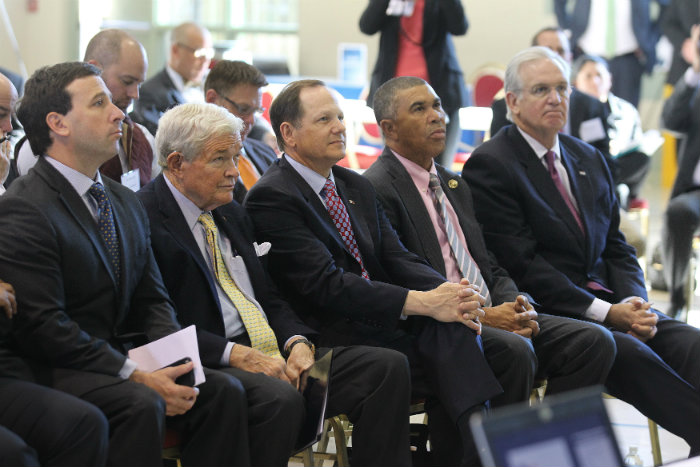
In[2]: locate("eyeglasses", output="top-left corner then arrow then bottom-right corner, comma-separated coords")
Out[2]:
221,95 -> 265,117
524,83 -> 570,99
176,43 -> 215,60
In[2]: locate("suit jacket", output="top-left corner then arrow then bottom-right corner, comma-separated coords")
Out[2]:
359,0 -> 469,115
364,147 -> 522,305
130,68 -> 185,136
137,174 -> 317,366
233,138 -> 279,204
244,156 -> 448,347
663,75 -> 700,198
554,0 -> 662,73
0,157 -> 179,380
490,89 -> 615,178
462,125 -> 645,319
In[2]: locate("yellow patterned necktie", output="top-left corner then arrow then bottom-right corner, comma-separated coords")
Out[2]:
198,212 -> 282,358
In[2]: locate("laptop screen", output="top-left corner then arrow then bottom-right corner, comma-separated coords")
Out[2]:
470,386 -> 624,467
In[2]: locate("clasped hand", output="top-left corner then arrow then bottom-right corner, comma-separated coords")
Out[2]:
229,343 -> 314,391
482,295 -> 540,338
606,297 -> 658,342
0,280 -> 17,319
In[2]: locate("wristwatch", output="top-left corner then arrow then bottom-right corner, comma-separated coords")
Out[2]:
285,337 -> 315,357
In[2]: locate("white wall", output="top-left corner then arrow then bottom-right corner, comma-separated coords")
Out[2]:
0,0 -> 80,80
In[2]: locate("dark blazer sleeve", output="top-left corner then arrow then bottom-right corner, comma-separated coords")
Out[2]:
359,0 -> 392,35
489,98 -> 510,137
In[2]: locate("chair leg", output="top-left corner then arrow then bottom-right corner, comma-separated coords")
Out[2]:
328,416 -> 350,467
302,446 -> 314,467
648,419 -> 662,467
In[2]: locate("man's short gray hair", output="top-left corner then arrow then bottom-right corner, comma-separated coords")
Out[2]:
156,102 -> 244,168
504,46 -> 570,121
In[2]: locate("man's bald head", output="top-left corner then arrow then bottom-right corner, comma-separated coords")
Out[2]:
84,29 -> 148,112
0,74 -> 19,136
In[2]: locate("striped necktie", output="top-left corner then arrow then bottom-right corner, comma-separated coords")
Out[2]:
198,212 -> 282,358
322,178 -> 370,280
428,173 -> 491,306
88,182 -> 121,281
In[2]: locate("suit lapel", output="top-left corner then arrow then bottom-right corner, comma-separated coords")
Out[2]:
153,176 -> 219,302
35,158 -> 121,290
333,175 -> 372,258
381,152 -> 448,276
509,127 -> 586,249
560,142 -> 595,256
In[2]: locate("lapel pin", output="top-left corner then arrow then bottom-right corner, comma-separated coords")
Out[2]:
448,179 -> 458,189
578,171 -> 586,176
348,199 -> 356,205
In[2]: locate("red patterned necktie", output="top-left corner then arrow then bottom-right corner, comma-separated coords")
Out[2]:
322,178 -> 369,280
545,150 -> 584,233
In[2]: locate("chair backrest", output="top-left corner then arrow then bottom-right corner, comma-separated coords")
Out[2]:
470,64 -> 506,108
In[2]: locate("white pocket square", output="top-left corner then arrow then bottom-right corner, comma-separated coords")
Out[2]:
253,241 -> 271,256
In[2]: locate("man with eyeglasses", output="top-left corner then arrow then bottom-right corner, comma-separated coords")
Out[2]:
131,22 -> 214,136
462,46 -> 700,457
204,60 -> 278,202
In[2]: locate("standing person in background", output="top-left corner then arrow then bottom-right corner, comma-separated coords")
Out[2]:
661,0 -> 700,85
360,0 -> 469,167
554,0 -> 664,108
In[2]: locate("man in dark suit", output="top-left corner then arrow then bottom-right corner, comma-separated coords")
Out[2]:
245,79 -> 505,466
0,74 -> 17,195
364,76 -> 615,406
0,62 -> 246,465
138,101 -> 412,466
490,27 -> 614,182
463,46 -> 700,455
554,0 -> 663,107
204,60 -> 278,203
661,0 -> 700,85
661,24 -> 700,318
131,22 -> 213,135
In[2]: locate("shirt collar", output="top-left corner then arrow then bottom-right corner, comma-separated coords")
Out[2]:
516,126 -> 561,162
44,156 -> 104,198
164,172 -> 206,232
283,153 -> 336,196
391,149 -> 436,191
166,65 -> 186,94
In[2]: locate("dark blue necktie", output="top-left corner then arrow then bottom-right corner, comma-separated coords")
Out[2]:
88,182 -> 121,281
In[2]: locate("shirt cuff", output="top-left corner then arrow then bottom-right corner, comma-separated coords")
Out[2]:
584,297 -> 612,322
684,67 -> 700,87
283,335 -> 305,354
119,358 -> 138,379
221,342 -> 235,366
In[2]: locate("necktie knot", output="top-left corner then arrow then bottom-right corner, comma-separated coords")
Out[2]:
88,182 -> 108,204
428,173 -> 441,191
198,212 -> 216,231
322,178 -> 336,201
544,150 -> 556,169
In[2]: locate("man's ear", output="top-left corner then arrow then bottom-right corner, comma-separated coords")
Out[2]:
379,119 -> 396,141
204,89 -> 218,104
166,151 -> 184,174
45,112 -> 69,137
279,122 -> 295,149
505,91 -> 519,118
86,59 -> 102,69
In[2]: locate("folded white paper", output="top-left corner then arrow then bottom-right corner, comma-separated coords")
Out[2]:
128,325 -> 205,385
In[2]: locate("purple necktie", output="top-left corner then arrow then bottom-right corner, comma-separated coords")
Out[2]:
545,150 -> 584,234
322,178 -> 370,280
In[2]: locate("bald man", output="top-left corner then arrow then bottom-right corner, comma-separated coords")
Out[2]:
0,74 -> 18,195
16,29 -> 159,190
131,22 -> 213,135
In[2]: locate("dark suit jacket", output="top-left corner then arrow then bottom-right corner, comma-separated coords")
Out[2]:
234,138 -> 279,204
663,75 -> 700,198
364,148 -> 522,305
462,125 -> 645,319
130,68 -> 185,136
137,174 -> 317,366
490,89 -> 615,178
359,0 -> 469,115
661,0 -> 700,84
554,0 -> 662,73
0,157 -> 179,380
244,156 -> 448,347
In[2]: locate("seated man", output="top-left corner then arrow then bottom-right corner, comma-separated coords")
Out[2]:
203,60 -> 278,202
0,74 -> 16,195
364,76 -> 615,406
661,24 -> 700,319
16,29 -> 159,190
1,279 -> 109,467
463,46 -> 700,456
572,54 -> 652,209
245,79 -> 504,466
0,61 -> 246,465
131,22 -> 213,135
138,102 -> 411,466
